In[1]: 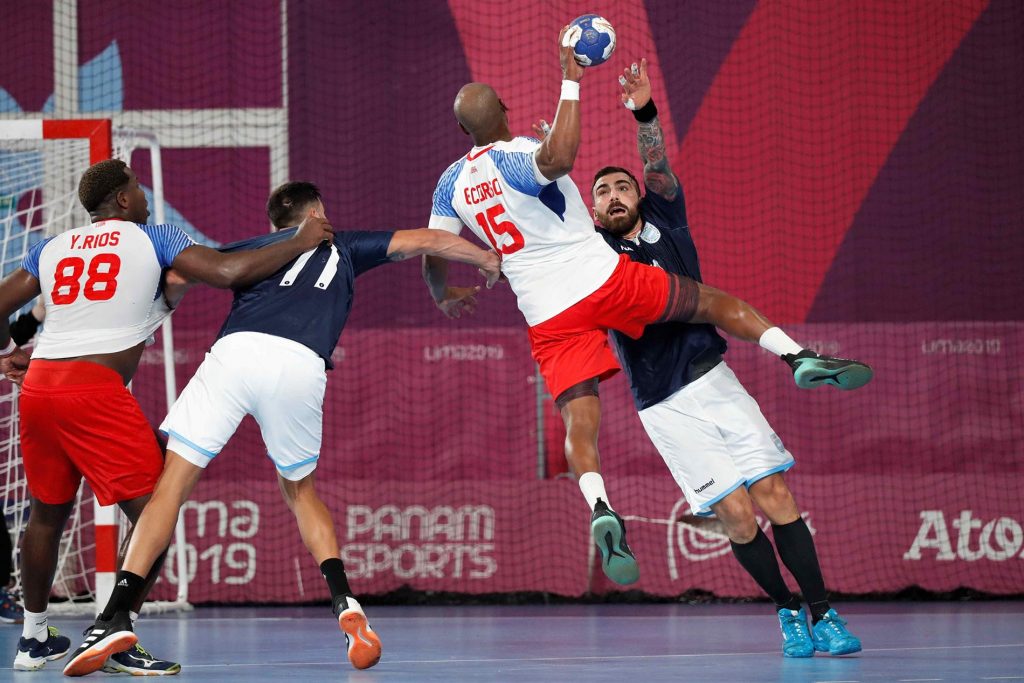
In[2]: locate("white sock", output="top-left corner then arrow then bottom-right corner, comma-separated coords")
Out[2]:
130,610 -> 139,627
578,472 -> 611,511
758,327 -> 803,357
22,608 -> 48,642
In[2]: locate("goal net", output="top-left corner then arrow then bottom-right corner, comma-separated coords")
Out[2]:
0,119 -> 189,615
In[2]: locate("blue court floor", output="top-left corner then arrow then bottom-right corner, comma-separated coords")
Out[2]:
3,601 -> 1022,682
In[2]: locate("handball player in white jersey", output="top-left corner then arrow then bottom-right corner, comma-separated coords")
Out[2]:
424,30 -> 872,587
0,159 -> 332,674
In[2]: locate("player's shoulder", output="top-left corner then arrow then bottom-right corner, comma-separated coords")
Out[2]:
434,156 -> 468,194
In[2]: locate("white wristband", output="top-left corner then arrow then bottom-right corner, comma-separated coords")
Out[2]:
560,80 -> 580,101
1,338 -> 16,357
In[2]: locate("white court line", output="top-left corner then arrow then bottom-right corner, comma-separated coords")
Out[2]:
178,642 -> 1024,669
981,677 -> 1024,680
897,679 -> 943,681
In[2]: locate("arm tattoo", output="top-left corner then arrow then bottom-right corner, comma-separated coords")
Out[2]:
637,117 -> 680,201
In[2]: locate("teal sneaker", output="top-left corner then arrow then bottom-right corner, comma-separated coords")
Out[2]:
591,499 -> 639,585
777,607 -> 814,658
782,350 -> 873,390
812,608 -> 862,655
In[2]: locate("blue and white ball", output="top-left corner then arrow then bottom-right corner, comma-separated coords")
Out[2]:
565,15 -> 616,67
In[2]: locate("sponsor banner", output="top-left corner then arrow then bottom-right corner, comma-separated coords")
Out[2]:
162,473 -> 1024,602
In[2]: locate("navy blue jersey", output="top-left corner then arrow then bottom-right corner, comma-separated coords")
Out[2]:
600,188 -> 727,410
216,228 -> 393,368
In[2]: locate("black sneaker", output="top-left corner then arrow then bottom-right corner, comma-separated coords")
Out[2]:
782,349 -> 873,390
62,611 -> 137,677
591,499 -> 639,585
102,642 -> 181,676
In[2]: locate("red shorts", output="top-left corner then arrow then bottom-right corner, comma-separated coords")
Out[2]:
527,254 -> 670,399
20,360 -> 163,506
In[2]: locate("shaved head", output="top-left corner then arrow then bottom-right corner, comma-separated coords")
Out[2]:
454,83 -> 509,145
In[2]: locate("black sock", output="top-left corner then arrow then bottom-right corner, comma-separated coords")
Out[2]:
730,528 -> 798,612
772,518 -> 829,623
320,558 -> 352,615
99,570 -> 146,621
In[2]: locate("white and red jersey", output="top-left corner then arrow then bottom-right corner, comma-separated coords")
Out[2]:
22,219 -> 194,358
428,136 -> 618,326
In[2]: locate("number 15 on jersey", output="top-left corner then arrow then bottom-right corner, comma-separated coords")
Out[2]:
475,205 -> 524,255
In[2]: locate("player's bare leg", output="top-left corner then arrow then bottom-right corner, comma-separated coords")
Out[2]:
64,453 -> 201,677
92,497 -> 180,676
749,474 -> 862,655
13,499 -> 72,671
661,276 -> 873,390
559,388 -> 639,585
710,486 -> 814,657
278,473 -> 381,670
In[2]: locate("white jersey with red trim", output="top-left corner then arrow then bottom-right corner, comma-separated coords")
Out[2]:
22,219 -> 194,359
428,136 -> 618,326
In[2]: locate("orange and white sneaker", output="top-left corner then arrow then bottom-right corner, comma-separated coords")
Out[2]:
337,596 -> 381,670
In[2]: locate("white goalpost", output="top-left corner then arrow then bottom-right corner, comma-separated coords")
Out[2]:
0,118 -> 190,615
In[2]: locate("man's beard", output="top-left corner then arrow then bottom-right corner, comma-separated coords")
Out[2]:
600,204 -> 641,237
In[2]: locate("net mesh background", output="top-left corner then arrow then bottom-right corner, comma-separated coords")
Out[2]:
1,0 -> 1022,604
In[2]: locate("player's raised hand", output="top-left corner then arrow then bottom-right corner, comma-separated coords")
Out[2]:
293,211 -> 334,250
531,119 -> 552,140
559,26 -> 585,82
619,58 -> 651,111
435,285 -> 480,319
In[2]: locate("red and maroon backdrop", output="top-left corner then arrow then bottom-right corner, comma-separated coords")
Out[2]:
2,0 -> 1022,602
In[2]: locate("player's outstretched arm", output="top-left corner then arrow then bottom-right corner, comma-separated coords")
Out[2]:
171,213 -> 333,289
391,229 -> 501,288
620,58 -> 679,201
535,27 -> 586,181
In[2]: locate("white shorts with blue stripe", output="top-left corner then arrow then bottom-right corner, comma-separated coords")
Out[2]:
637,361 -> 794,517
160,331 -> 327,481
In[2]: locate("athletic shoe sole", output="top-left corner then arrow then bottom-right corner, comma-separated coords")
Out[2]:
591,515 -> 639,585
63,631 -> 138,677
13,648 -> 69,671
813,639 -> 862,656
794,361 -> 873,391
339,610 -> 381,670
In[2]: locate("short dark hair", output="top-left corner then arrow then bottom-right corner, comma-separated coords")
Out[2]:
78,159 -> 130,212
266,181 -> 322,228
591,166 -> 640,196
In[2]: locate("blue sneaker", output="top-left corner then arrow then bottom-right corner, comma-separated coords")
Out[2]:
0,587 -> 23,623
812,608 -> 862,655
13,626 -> 71,671
777,607 -> 815,658
591,499 -> 639,585
101,642 -> 182,676
782,350 -> 873,390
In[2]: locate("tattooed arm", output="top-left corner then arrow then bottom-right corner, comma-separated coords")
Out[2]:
620,58 -> 680,201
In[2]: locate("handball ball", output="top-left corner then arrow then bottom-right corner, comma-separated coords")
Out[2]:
564,15 -> 616,67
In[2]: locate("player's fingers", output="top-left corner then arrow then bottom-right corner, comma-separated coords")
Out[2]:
640,57 -> 648,78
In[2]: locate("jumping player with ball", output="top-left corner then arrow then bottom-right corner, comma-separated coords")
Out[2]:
424,21 -> 872,587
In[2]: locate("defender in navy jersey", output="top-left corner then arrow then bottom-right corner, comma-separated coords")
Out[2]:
0,159 -> 333,676
76,182 -> 501,675
591,59 -> 862,657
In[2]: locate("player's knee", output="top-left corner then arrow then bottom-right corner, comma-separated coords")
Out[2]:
751,475 -> 798,519
712,491 -> 758,542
